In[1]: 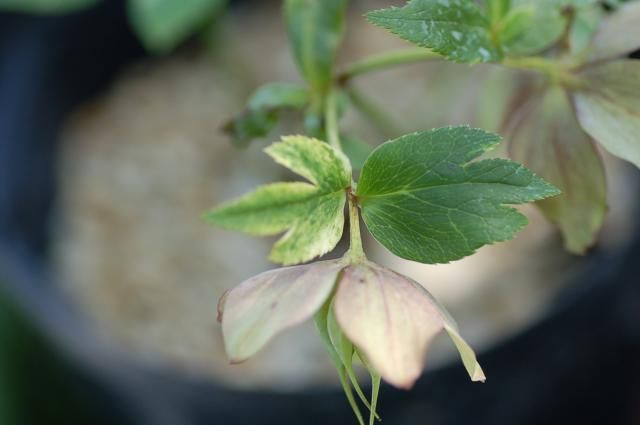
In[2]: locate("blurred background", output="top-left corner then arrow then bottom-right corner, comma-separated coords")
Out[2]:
1,0 -> 640,424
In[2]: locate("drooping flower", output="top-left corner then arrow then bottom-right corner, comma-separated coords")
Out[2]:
217,256 -> 485,390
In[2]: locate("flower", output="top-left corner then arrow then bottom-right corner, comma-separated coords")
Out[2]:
217,257 -> 485,389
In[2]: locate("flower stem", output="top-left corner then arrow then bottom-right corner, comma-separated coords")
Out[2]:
347,193 -> 366,263
337,47 -> 442,84
369,373 -> 381,425
324,88 -> 342,151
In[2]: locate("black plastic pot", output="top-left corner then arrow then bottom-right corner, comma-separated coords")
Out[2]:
1,2 -> 640,424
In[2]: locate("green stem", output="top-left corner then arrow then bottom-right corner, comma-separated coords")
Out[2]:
347,194 -> 366,263
502,56 -> 583,88
338,367 -> 366,425
338,48 -> 441,83
324,89 -> 342,151
502,56 -> 560,74
558,4 -> 577,53
369,373 -> 381,425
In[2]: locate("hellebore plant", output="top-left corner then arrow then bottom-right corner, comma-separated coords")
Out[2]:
204,0 -> 640,424
7,0 -> 638,422
207,129 -> 558,423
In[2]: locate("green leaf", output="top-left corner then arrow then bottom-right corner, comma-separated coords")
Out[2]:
367,0 -> 502,63
356,126 -> 560,264
204,136 -> 351,265
225,112 -> 278,148
0,0 -> 96,13
284,0 -> 348,95
503,0 -> 565,55
506,84 -> 607,253
573,60 -> 640,169
587,1 -> 640,62
225,83 -> 309,146
128,0 -> 227,53
486,0 -> 511,24
246,82 -> 309,110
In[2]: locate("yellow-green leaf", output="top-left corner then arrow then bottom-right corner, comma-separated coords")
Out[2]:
204,136 -> 351,265
265,135 -> 351,190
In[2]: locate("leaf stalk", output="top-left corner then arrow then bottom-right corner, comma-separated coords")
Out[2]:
502,56 -> 583,88
325,88 -> 343,151
337,47 -> 442,84
347,192 -> 366,263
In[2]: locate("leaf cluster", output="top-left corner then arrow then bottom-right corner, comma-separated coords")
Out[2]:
206,127 -> 558,265
365,0 -> 640,253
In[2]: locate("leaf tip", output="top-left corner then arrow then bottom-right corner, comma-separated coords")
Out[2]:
201,209 -> 220,226
471,365 -> 486,383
